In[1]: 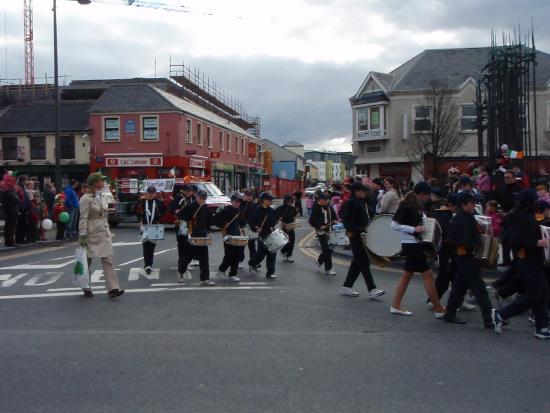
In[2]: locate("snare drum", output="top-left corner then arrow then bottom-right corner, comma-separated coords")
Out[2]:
367,214 -> 402,258
224,235 -> 249,247
328,225 -> 349,247
243,225 -> 258,239
263,228 -> 289,253
188,237 -> 212,246
283,222 -> 300,231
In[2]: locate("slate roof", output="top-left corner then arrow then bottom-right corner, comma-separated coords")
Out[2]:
0,101 -> 92,134
283,141 -> 304,147
354,47 -> 550,99
261,138 -> 304,162
89,84 -> 256,139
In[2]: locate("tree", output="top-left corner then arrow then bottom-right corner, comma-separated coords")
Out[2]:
407,81 -> 465,178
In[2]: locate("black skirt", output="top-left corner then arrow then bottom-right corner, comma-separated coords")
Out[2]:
402,243 -> 430,273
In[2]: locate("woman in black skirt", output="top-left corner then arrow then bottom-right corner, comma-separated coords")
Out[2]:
390,182 -> 445,318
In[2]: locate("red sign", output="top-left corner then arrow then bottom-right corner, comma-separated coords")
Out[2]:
189,158 -> 205,169
248,143 -> 257,159
105,157 -> 163,168
210,152 -> 221,159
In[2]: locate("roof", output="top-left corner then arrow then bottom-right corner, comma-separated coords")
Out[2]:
283,141 -> 304,147
0,101 -> 92,134
89,84 -> 256,139
261,138 -> 304,161
354,47 -> 550,98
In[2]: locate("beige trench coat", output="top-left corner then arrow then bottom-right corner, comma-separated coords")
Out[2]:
79,192 -> 113,258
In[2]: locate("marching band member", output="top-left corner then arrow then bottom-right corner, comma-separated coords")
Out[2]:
492,189 -> 550,339
175,190 -> 215,286
248,192 -> 278,279
443,192 -> 494,327
276,194 -> 298,263
214,194 -> 243,282
239,190 -> 257,266
170,184 -> 195,283
309,193 -> 337,275
340,182 -> 385,298
139,186 -> 166,274
390,182 -> 444,317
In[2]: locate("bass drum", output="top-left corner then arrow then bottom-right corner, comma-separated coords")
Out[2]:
365,214 -> 402,258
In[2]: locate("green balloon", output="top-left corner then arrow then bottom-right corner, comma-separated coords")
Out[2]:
59,211 -> 70,223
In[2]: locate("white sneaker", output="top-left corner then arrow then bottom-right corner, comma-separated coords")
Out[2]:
434,311 -> 446,319
285,256 -> 295,263
200,280 -> 215,286
238,263 -> 244,268
190,260 -> 199,267
183,270 -> 192,281
325,269 -> 336,275
228,276 -> 240,282
390,307 -> 413,316
216,270 -> 228,280
368,288 -> 386,299
340,287 -> 359,297
249,265 -> 258,274
426,302 -> 434,310
177,272 -> 185,283
145,266 -> 152,275
266,274 -> 277,279
460,302 -> 476,311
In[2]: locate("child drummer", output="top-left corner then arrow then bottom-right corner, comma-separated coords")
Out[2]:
176,189 -> 215,286
309,193 -> 337,275
214,194 -> 243,282
248,192 -> 278,279
275,194 -> 298,263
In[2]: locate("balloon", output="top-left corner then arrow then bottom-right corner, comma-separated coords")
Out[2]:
41,219 -> 53,230
59,212 -> 70,223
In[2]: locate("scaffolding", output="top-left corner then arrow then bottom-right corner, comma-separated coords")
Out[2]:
169,61 -> 261,137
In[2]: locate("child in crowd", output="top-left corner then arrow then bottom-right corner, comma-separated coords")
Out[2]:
38,198 -> 49,241
53,193 -> 66,241
485,200 -> 503,238
331,195 -> 342,218
536,184 -> 550,204
306,194 -> 314,216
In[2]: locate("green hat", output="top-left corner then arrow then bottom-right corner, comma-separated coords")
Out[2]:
87,172 -> 107,186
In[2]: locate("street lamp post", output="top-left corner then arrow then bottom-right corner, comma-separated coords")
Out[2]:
53,0 -> 90,191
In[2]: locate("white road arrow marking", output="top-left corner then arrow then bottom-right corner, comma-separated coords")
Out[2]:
0,273 -> 28,287
91,270 -> 105,283
24,272 -> 63,286
128,267 -> 160,281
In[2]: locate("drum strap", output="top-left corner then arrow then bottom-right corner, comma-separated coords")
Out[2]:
145,200 -> 156,225
222,212 -> 241,235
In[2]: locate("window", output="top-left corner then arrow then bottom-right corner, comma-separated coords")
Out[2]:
197,124 -> 202,145
357,106 -> 384,131
219,131 -> 224,151
2,137 -> 17,160
242,138 -> 246,156
103,117 -> 120,141
60,135 -> 75,159
227,133 -> 231,152
414,106 -> 432,132
235,136 -> 240,154
207,127 -> 212,148
461,105 -> 477,131
30,137 -> 46,160
141,116 -> 159,141
186,119 -> 192,143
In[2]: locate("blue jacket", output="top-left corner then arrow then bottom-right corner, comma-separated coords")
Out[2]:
64,186 -> 79,209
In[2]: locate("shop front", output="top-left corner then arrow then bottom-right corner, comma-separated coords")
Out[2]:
213,162 -> 234,195
248,167 -> 262,190
234,165 -> 248,192
0,164 -> 89,189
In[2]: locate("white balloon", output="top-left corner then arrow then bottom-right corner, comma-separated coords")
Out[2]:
42,219 -> 53,230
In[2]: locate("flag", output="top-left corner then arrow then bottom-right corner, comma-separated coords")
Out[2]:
169,166 -> 176,177
507,150 -> 524,159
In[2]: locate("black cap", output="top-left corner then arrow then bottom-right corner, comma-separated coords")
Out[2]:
230,194 -> 242,202
413,181 -> 432,194
446,193 -> 459,206
260,192 -> 274,201
146,185 -> 156,194
243,189 -> 254,196
283,194 -> 294,202
196,190 -> 208,199
371,178 -> 384,186
431,188 -> 444,198
350,182 -> 367,192
458,192 -> 476,205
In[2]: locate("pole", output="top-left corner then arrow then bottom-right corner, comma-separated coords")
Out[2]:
53,0 -> 61,191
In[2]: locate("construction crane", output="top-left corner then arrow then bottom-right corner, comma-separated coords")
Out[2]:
23,0 -> 34,85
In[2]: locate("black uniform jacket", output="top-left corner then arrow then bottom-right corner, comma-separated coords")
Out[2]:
340,196 -> 370,235
275,204 -> 297,225
249,205 -> 277,238
511,210 -> 544,263
140,198 -> 166,225
309,203 -> 337,231
177,201 -> 212,238
447,210 -> 481,256
214,205 -> 242,236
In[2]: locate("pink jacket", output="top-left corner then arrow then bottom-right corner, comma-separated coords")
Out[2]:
306,197 -> 314,209
476,173 -> 491,192
488,211 -> 503,238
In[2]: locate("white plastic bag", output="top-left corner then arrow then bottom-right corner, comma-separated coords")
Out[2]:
73,247 -> 90,289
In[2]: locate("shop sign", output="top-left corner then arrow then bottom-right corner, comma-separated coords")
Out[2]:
185,150 -> 197,155
125,120 -> 136,134
106,157 -> 163,167
189,158 -> 205,169
248,143 -> 257,159
210,152 -> 221,158
214,163 -> 234,172
234,165 -> 247,173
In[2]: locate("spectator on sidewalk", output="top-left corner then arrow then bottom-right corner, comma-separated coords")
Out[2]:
1,173 -> 20,247
15,175 -> 30,244
53,193 -> 66,240
64,179 -> 80,239
43,183 -> 55,218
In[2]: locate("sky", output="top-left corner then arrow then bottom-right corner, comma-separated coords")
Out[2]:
2,0 -> 550,151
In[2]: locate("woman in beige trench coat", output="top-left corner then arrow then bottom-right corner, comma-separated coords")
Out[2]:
78,173 -> 124,299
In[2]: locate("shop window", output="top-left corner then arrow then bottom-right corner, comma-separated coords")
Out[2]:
461,105 -> 477,131
207,127 -> 212,148
30,136 -> 46,160
2,137 -> 17,160
141,116 -> 159,141
103,117 -> 120,141
186,119 -> 192,143
60,135 -> 75,159
414,106 -> 432,132
197,124 -> 202,146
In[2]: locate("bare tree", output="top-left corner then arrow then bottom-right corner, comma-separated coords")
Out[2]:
407,81 -> 465,178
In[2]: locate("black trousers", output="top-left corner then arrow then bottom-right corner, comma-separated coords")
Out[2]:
3,211 -> 17,247
446,255 -> 493,323
180,243 -> 210,281
343,234 -> 376,290
142,241 -> 156,268
295,200 -> 303,217
435,245 -> 456,298
281,230 -> 295,257
500,260 -> 549,331
219,244 -> 243,277
502,239 -> 513,265
239,238 -> 257,263
316,233 -> 333,271
15,211 -> 28,243
177,234 -> 189,274
249,239 -> 276,276
55,222 -> 66,240
493,260 -> 523,299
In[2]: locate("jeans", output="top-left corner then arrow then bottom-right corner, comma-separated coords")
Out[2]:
249,239 -> 276,276
500,260 -> 549,331
343,234 -> 376,290
316,233 -> 333,271
65,208 -> 78,238
446,255 -> 493,323
142,241 -> 156,268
